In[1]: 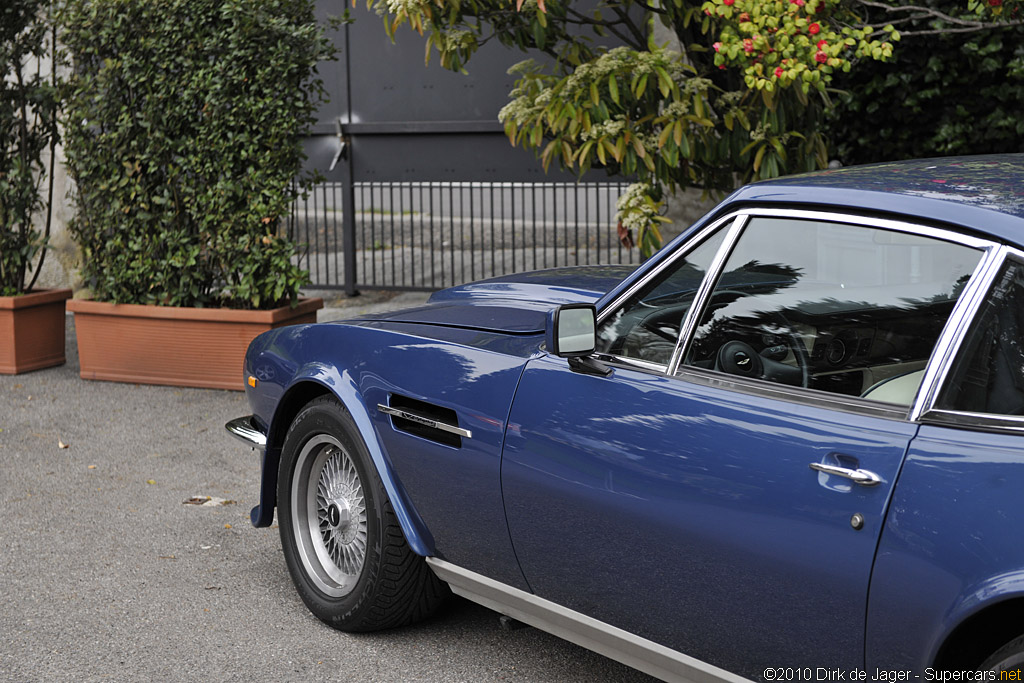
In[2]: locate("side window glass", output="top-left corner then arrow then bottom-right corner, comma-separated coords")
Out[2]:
936,259 -> 1024,416
680,217 -> 983,406
595,224 -> 729,367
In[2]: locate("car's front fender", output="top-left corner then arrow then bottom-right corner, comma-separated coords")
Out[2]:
241,319 -> 540,588
246,355 -> 436,558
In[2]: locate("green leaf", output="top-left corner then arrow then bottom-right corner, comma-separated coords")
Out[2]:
533,21 -> 546,50
655,66 -> 673,97
753,144 -> 766,172
635,73 -> 648,98
657,124 -> 674,149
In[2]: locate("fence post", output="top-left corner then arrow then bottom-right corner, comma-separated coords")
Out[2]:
340,136 -> 358,297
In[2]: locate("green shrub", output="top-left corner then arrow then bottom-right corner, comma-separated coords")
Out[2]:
60,0 -> 333,309
0,1 -> 58,296
828,9 -> 1024,165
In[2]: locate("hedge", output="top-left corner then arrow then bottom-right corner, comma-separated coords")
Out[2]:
61,0 -> 333,309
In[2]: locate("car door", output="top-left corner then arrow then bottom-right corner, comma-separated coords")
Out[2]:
500,210 -> 990,678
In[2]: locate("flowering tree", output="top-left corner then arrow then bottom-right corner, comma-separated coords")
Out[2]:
368,0 -> 1020,254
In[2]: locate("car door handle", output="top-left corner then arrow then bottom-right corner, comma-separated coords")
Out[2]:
809,462 -> 882,486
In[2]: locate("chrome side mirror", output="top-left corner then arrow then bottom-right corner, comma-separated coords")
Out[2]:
548,304 -> 597,357
547,304 -> 611,377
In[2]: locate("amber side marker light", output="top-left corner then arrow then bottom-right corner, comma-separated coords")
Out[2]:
247,376 -> 258,388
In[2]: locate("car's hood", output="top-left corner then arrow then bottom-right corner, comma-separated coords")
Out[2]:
347,265 -> 635,334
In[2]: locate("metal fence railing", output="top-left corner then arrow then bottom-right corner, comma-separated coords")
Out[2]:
290,180 -> 638,292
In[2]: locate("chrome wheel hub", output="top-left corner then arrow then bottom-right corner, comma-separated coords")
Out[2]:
292,435 -> 368,597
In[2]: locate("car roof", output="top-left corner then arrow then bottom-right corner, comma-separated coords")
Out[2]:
727,154 -> 1024,248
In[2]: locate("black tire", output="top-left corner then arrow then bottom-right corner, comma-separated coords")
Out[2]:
277,395 -> 447,631
982,635 -> 1024,674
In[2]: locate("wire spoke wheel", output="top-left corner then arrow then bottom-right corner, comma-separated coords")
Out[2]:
279,396 -> 447,630
291,434 -> 368,598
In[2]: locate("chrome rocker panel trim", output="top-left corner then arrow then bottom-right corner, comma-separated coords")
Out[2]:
426,557 -> 751,683
225,415 -> 268,450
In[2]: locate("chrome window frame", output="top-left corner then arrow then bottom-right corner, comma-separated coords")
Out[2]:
593,212 -> 743,375
666,216 -> 748,375
917,247 -> 1024,433
594,207 -> 1000,420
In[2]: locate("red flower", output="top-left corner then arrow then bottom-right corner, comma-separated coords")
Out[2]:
719,64 -> 727,70
790,0 -> 806,6
743,38 -> 754,53
808,22 -> 821,34
723,0 -> 735,6
817,39 -> 828,48
713,41 -> 722,52
739,11 -> 751,20
815,50 -> 828,63
990,0 -> 1002,6
774,67 -> 784,78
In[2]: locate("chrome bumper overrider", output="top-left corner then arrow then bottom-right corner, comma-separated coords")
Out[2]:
225,416 -> 267,450
226,416 -> 273,528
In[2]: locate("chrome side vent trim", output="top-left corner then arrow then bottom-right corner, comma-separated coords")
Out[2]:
378,395 -> 470,447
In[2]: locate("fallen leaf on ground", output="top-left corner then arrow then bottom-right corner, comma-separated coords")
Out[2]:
183,496 -> 236,507
58,440 -> 69,449
87,465 -> 96,470
146,479 -> 156,485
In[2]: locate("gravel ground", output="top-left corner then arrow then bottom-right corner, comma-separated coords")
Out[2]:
0,299 -> 656,683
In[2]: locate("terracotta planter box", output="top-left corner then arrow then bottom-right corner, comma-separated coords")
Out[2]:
67,297 -> 323,391
0,288 -> 73,374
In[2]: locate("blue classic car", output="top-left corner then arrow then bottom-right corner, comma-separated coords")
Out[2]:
228,156 -> 1024,682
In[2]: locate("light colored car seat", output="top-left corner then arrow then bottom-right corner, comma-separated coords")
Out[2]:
861,369 -> 926,406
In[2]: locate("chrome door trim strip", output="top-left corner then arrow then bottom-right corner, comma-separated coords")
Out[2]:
673,365 -> 910,420
425,557 -> 752,683
377,404 -> 473,439
595,353 -> 669,374
909,244 -> 1007,422
668,215 -> 748,375
919,408 -> 1024,434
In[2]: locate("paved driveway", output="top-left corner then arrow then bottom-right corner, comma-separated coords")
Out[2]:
0,313 -> 654,682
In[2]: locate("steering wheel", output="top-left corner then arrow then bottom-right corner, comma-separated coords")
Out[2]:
640,318 -> 681,343
714,313 -> 810,388
633,301 -> 694,345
